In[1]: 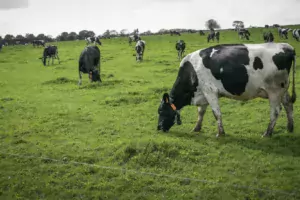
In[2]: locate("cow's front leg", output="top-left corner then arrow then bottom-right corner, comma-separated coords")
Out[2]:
281,92 -> 294,132
263,94 -> 282,137
193,104 -> 208,132
175,110 -> 182,125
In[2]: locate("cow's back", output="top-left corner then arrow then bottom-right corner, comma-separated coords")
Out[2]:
183,43 -> 295,100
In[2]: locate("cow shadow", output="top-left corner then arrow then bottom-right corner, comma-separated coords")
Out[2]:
164,129 -> 300,157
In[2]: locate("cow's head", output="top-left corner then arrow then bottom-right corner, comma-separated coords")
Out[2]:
96,37 -> 102,45
89,69 -> 101,82
157,93 -> 177,132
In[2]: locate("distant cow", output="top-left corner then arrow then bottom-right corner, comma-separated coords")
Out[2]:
78,46 -> 101,85
292,29 -> 300,41
263,32 -> 274,42
175,40 -> 186,60
33,40 -> 45,47
238,28 -> 251,40
85,36 -> 102,46
128,35 -> 140,45
170,30 -> 181,36
199,30 -> 205,36
207,31 -> 220,43
40,45 -> 60,66
278,27 -> 290,39
157,43 -> 296,138
135,40 -> 146,61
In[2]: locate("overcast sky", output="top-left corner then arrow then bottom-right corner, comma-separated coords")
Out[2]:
0,0 -> 300,37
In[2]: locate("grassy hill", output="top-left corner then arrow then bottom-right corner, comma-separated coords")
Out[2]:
0,27 -> 300,200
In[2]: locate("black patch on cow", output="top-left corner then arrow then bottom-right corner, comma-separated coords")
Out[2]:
253,57 -> 263,70
169,61 -> 198,110
272,47 -> 295,73
199,44 -> 249,96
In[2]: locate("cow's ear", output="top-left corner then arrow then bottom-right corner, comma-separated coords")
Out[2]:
162,93 -> 170,103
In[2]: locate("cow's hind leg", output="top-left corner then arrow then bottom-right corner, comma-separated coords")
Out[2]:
281,92 -> 294,132
56,54 -> 60,64
203,92 -> 225,137
78,71 -> 82,85
193,104 -> 208,132
263,94 -> 282,137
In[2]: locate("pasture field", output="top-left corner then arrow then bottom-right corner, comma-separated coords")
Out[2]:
1,27 -> 300,200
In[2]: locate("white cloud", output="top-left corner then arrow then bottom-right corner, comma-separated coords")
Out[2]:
0,0 -> 28,10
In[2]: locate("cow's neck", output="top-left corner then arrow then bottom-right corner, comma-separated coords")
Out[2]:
169,61 -> 199,111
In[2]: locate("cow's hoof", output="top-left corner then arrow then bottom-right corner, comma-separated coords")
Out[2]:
262,132 -> 272,138
192,126 -> 201,132
287,123 -> 294,132
216,133 -> 225,137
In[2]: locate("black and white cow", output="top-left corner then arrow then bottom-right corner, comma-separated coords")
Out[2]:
278,27 -> 290,39
292,29 -> 300,41
135,39 -> 146,61
40,45 -> 60,66
175,40 -> 186,60
33,40 -> 45,47
263,32 -> 274,42
157,43 -> 296,138
170,30 -> 181,36
238,28 -> 251,40
85,36 -> 102,46
207,31 -> 220,43
78,45 -> 101,85
128,35 -> 140,45
199,30 -> 205,36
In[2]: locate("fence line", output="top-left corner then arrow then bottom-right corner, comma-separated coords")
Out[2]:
1,152 -> 298,197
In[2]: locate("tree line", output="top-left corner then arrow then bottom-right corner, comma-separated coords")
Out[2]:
0,19 -> 283,45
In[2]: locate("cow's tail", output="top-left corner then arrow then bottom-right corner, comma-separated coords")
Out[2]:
290,54 -> 296,103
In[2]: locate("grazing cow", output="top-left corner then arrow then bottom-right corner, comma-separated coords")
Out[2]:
199,30 -> 205,36
170,30 -> 181,36
175,40 -> 186,60
157,43 -> 296,138
238,28 -> 251,40
85,36 -> 102,46
78,46 -> 101,85
278,27 -> 290,39
292,29 -> 300,41
263,32 -> 274,42
128,34 -> 140,45
135,40 -> 146,61
33,40 -> 45,47
40,45 -> 60,66
207,31 -> 220,43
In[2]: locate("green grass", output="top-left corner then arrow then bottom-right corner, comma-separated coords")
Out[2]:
1,27 -> 300,200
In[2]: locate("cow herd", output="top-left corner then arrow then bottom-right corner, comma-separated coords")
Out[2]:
1,27 -> 298,138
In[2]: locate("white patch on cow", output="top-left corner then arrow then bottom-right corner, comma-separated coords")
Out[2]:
220,68 -> 223,73
210,48 -> 218,57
